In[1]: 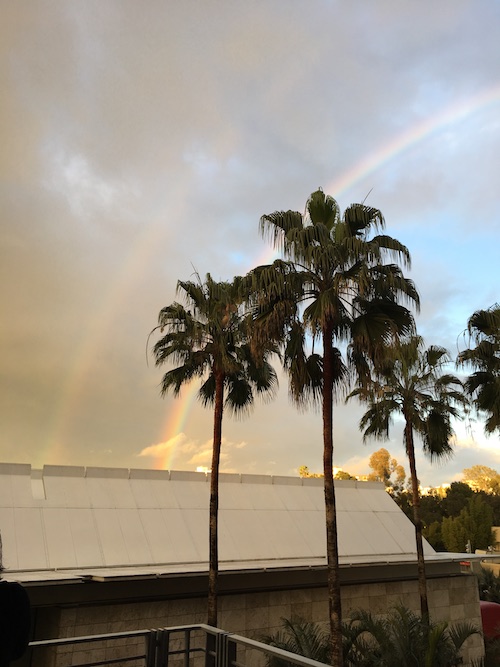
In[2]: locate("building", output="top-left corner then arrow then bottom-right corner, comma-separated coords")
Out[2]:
0,463 -> 484,665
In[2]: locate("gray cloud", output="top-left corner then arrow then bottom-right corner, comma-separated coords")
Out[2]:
1,0 -> 499,486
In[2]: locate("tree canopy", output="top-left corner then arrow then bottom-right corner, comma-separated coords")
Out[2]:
458,303 -> 500,434
367,447 -> 406,491
463,465 -> 500,494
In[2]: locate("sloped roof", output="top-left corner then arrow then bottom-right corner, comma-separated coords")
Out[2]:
0,463 -> 439,583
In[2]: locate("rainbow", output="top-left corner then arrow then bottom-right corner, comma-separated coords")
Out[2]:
46,85 -> 500,469
327,84 -> 500,198
155,381 -> 200,469
41,185 -> 192,468
158,84 -> 500,461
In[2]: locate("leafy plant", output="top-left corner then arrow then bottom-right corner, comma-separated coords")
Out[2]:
477,566 -> 500,604
261,617 -> 330,667
344,605 -> 479,667
262,608 -> 480,667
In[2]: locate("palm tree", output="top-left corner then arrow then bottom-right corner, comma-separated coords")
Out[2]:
458,304 -> 500,434
151,272 -> 278,626
348,336 -> 466,619
253,189 -> 419,666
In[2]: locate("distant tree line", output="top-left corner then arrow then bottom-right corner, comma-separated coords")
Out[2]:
393,464 -> 500,554
300,455 -> 500,555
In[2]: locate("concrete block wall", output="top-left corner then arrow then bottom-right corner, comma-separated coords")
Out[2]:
31,573 -> 484,666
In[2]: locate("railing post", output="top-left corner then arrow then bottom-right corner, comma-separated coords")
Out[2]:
227,639 -> 236,667
183,629 -> 190,667
204,631 -> 236,667
156,629 -> 169,667
205,631 -> 216,667
145,630 -> 158,667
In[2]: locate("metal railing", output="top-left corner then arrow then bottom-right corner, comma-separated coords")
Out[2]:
29,624 -> 329,667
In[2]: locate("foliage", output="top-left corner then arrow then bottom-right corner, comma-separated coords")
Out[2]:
441,495 -> 493,553
419,493 -> 445,526
262,609 -> 480,667
458,304 -> 500,434
298,465 -> 323,478
344,605 -> 479,667
424,520 -> 446,551
261,617 -> 330,667
348,335 -> 466,618
443,483 -> 475,518
335,470 -> 356,480
480,492 -> 500,525
399,480 -> 500,553
477,566 -> 500,603
463,466 -> 500,494
298,466 -> 356,480
253,188 -> 419,665
368,447 -> 406,491
151,273 -> 277,625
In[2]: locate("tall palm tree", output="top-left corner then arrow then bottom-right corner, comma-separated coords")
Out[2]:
151,273 -> 278,626
348,336 -> 466,619
252,189 -> 419,666
458,304 -> 500,434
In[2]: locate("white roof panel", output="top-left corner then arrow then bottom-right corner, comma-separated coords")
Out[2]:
68,508 -> 105,567
43,507 -> 78,568
12,507 -> 48,570
0,463 -> 437,579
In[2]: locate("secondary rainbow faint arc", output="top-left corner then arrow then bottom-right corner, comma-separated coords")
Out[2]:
157,85 -> 500,467
42,185 -> 191,467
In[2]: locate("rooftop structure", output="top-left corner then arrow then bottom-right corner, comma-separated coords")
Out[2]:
0,462 -> 468,586
0,462 -> 485,665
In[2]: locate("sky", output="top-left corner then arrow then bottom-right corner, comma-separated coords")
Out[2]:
1,1 -> 499,488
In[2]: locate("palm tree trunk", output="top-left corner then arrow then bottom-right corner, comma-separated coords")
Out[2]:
322,324 -> 344,667
404,417 -> 429,620
207,370 -> 224,627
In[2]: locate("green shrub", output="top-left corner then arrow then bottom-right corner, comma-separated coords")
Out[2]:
262,606 -> 480,667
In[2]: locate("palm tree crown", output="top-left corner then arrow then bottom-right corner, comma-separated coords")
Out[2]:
458,303 -> 500,434
349,335 -> 466,619
151,272 -> 278,626
253,189 -> 419,667
154,274 -> 277,410
256,190 -> 419,371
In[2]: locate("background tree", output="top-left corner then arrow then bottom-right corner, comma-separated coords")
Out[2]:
367,447 -> 406,491
349,336 -> 465,619
441,495 -> 493,553
335,470 -> 356,480
254,189 -> 418,666
441,481 -> 474,518
298,465 -> 323,478
458,303 -> 500,434
424,521 -> 446,552
418,493 -> 444,527
462,465 -> 500,494
298,466 -> 356,480
151,273 -> 277,626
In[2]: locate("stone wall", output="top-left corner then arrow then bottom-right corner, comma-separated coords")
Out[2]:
29,573 -> 484,666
